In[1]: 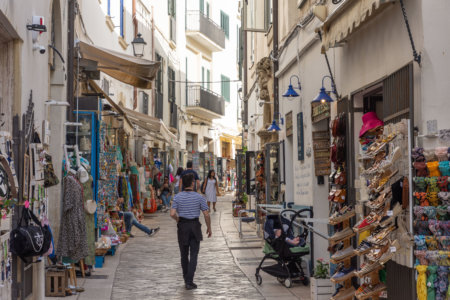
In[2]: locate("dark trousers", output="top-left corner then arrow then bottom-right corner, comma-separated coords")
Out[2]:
178,234 -> 200,284
177,218 -> 202,284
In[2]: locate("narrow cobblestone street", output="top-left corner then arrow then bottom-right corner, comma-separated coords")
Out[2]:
111,195 -> 264,300
56,194 -> 311,300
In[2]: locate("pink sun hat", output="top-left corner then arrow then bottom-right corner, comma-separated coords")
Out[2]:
359,111 -> 384,138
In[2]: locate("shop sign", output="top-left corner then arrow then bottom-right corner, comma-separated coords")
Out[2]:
312,130 -> 330,176
297,112 -> 304,161
286,111 -> 293,137
311,102 -> 330,123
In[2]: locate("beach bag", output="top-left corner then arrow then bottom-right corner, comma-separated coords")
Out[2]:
10,208 -> 52,260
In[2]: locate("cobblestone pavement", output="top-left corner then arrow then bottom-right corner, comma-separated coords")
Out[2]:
111,196 -> 264,300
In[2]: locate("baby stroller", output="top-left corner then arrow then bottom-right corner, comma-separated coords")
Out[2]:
255,208 -> 312,288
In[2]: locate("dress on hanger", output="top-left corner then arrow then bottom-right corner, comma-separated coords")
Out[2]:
56,175 -> 88,262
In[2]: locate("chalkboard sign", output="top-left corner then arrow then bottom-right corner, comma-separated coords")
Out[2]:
297,112 -> 304,161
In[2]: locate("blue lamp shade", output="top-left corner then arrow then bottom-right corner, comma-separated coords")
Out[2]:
312,87 -> 334,103
267,120 -> 281,132
282,84 -> 299,97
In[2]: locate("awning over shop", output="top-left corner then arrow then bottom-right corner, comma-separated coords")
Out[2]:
88,79 -> 133,127
320,0 -> 395,52
122,107 -> 179,148
79,41 -> 160,89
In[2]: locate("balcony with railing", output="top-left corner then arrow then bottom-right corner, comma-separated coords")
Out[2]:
186,85 -> 225,119
185,11 -> 225,52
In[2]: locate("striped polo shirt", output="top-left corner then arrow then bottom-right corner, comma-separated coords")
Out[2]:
172,191 -> 209,219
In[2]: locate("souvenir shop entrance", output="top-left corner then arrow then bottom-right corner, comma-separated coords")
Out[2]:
342,63 -> 415,299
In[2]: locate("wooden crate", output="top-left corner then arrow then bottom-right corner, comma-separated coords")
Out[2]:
45,270 -> 68,297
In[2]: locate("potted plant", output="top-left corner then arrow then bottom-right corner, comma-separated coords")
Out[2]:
310,259 -> 333,300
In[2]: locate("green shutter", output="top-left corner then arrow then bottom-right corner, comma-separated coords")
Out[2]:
168,0 -> 175,17
220,11 -> 229,39
200,0 -> 204,14
202,67 -> 205,88
207,69 -> 210,90
206,2 -> 210,18
221,75 -> 230,102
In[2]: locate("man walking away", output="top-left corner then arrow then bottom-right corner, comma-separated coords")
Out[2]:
179,161 -> 201,192
170,173 -> 212,290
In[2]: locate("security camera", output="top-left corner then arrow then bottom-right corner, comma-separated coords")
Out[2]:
33,44 -> 46,54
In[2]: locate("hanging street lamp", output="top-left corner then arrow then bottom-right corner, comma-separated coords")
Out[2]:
312,75 -> 337,103
131,33 -> 147,57
282,75 -> 302,98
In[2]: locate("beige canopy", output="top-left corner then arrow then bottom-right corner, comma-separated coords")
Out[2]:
79,41 -> 160,89
320,0 -> 395,52
122,107 -> 179,148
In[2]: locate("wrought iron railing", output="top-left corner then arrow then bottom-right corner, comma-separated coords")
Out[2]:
185,11 -> 225,49
187,85 -> 225,116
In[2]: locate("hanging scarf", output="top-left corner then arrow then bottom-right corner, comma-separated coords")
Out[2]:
416,265 -> 428,300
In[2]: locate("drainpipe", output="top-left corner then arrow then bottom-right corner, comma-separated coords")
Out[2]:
243,13 -> 248,146
273,0 -> 279,124
67,0 -> 75,121
133,0 -> 138,110
151,5 -> 156,117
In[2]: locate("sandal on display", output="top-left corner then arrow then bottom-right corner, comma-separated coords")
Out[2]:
329,206 -> 355,225
355,240 -> 375,255
379,239 -> 401,264
355,262 -> 383,278
355,283 -> 387,299
374,169 -> 399,193
367,225 -> 396,245
329,227 -> 354,242
331,286 -> 356,300
379,203 -> 402,227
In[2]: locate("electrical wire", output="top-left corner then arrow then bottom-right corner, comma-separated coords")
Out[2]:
168,79 -> 241,84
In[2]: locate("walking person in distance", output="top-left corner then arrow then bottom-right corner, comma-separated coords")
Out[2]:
202,169 -> 220,212
174,167 -> 183,194
179,161 -> 201,192
170,173 -> 212,290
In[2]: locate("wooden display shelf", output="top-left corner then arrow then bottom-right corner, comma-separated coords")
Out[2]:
330,252 -> 357,265
355,264 -> 384,278
329,211 -> 356,225
353,223 -> 377,234
330,271 -> 356,284
328,233 -> 356,246
355,286 -> 387,300
354,246 -> 375,256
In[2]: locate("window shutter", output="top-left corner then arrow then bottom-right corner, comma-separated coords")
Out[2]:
207,69 -> 210,90
202,67 -> 205,88
200,0 -> 204,14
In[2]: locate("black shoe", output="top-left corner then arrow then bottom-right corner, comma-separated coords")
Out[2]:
185,283 -> 197,290
148,227 -> 160,237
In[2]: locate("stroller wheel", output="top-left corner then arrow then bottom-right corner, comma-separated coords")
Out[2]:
277,277 -> 284,284
255,274 -> 262,285
284,278 -> 292,288
301,277 -> 309,286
